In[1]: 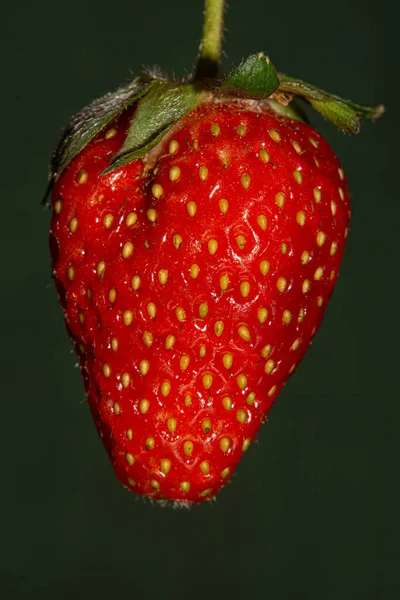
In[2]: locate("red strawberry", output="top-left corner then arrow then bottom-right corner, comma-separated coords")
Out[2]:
47,6 -> 383,505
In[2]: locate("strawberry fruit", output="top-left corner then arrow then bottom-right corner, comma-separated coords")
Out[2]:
46,1 -> 383,505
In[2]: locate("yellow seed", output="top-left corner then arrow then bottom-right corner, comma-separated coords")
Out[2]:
146,437 -> 155,451
167,418 -> 177,433
140,399 -> 150,414
105,127 -> 117,139
281,243 -> 287,255
210,123 -> 221,136
126,429 -> 133,441
238,325 -> 251,341
151,480 -> 160,491
69,217 -> 78,233
199,302 -> 208,318
338,187 -> 345,201
223,353 -> 233,369
241,173 -> 251,189
292,140 -> 302,154
201,419 -> 211,434
131,275 -> 141,290
259,260 -> 270,276
242,438 -> 251,452
302,279 -> 311,294
214,320 -> 224,337
180,355 -> 190,370
208,239 -> 218,255
296,211 -> 306,227
317,296 -> 324,307
257,307 -> 268,323
219,198 -> 229,214
309,137 -> 318,148
87,287 -> 92,300
237,374 -> 247,390
331,200 -> 337,216
301,250 -> 310,265
313,188 -> 322,203
158,269 -> 168,285
175,306 -> 186,322
103,214 -> 114,229
77,169 -> 88,184
123,310 -> 134,326
199,344 -> 206,357
121,373 -> 130,388
193,139 -> 199,150
152,183 -> 163,198
161,381 -> 171,397
108,287 -> 117,303
103,363 -> 111,378
240,281 -> 250,298
236,409 -> 247,424
269,129 -> 281,142
282,309 -> 292,325
187,201 -> 197,217
54,199 -> 63,214
180,481 -> 191,493
160,459 -> 171,475
293,170 -> 303,184
316,231 -> 327,247
169,166 -> 181,181
202,372 -> 213,390
96,261 -> 106,278
183,441 -> 194,456
298,308 -> 306,323
200,461 -> 210,475
184,394 -> 192,407
122,242 -> 134,258
222,397 -> 232,410
220,467 -> 230,479
78,312 -> 85,325
268,385 -> 277,397
277,276 -> 288,293
126,453 -> 135,466
190,263 -> 200,279
236,234 -> 246,249
265,359 -> 275,375
220,274 -> 230,291
220,437 -> 231,453
314,267 -> 324,280
246,392 -> 256,406
127,477 -> 136,487
338,167 -> 345,180
330,241 -> 338,256
169,139 -> 179,155
261,344 -> 272,358
275,192 -> 285,209
173,234 -> 183,249
199,488 -> 213,497
259,148 -> 270,163
165,334 -> 176,350
147,302 -> 156,318
199,166 -> 208,181
330,270 -> 336,281
139,360 -> 149,376
111,337 -> 119,352
257,214 -> 267,230
147,208 -> 157,223
237,123 -> 247,136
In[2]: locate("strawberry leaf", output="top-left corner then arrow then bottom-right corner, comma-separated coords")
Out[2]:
102,81 -> 204,174
44,75 -> 154,197
278,75 -> 384,133
221,53 -> 280,98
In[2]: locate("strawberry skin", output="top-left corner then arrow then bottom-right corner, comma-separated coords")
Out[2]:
50,101 -> 350,504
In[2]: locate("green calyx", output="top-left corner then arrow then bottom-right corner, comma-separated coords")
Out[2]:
45,52 -> 383,196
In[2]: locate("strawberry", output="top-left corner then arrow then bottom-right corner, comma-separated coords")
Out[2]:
46,2 -> 383,505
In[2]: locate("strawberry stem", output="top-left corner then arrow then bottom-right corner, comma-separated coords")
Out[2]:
195,0 -> 225,80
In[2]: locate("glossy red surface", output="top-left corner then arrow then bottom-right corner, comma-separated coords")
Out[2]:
50,101 -> 350,504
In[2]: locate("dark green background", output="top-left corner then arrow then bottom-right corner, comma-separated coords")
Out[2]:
1,0 -> 398,597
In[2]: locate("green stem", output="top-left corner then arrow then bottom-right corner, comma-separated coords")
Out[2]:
195,0 -> 225,79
